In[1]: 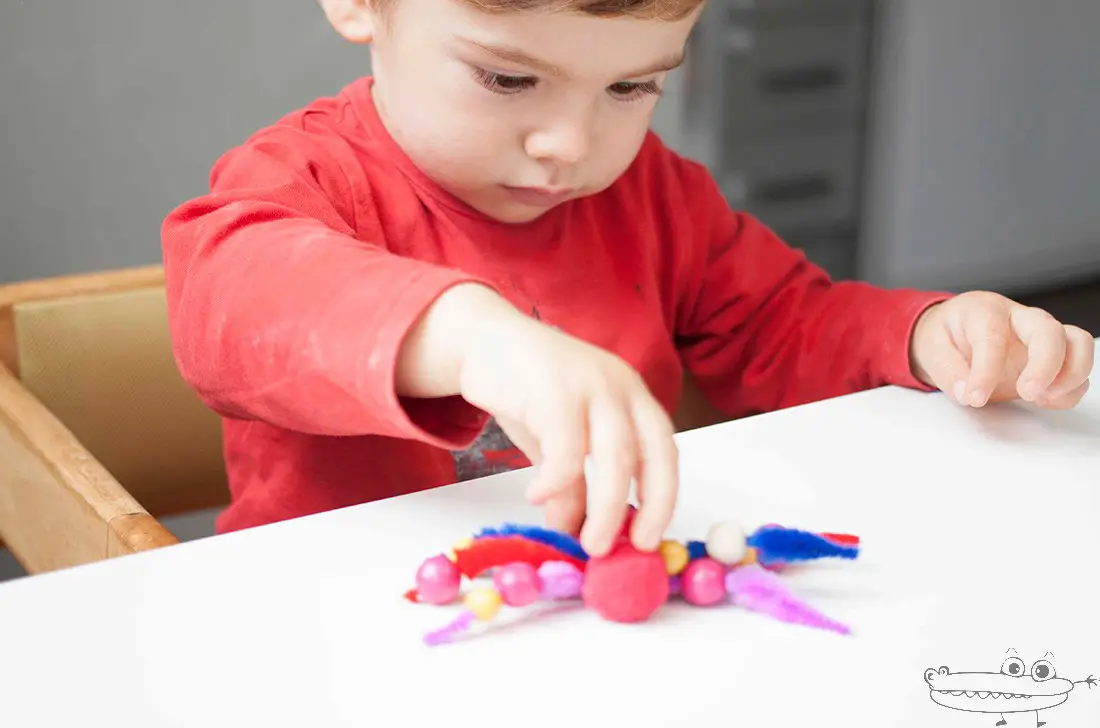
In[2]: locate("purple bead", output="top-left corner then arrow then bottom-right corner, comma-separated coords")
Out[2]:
669,575 -> 682,596
538,561 -> 584,600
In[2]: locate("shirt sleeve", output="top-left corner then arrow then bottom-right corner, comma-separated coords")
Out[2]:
672,157 -> 952,419
160,120 -> 492,447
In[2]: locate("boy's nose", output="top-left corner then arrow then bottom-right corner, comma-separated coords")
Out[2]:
524,122 -> 589,167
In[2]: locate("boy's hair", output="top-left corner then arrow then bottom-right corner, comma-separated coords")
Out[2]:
375,0 -> 702,19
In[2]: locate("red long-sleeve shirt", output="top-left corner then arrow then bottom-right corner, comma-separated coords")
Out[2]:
161,76 -> 947,534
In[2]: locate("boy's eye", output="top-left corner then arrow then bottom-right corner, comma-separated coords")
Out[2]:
471,67 -> 536,95
607,80 -> 662,101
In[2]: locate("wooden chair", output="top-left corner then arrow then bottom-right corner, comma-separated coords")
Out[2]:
0,266 -> 229,575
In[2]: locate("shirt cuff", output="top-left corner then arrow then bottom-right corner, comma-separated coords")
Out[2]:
878,290 -> 955,391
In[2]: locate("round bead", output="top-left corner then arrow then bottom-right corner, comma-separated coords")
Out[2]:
657,540 -> 689,575
465,587 -> 503,621
538,561 -> 584,600
415,554 -> 461,605
705,520 -> 748,565
447,537 -> 474,562
493,563 -> 541,607
680,557 -> 728,606
740,546 -> 758,566
582,541 -> 669,623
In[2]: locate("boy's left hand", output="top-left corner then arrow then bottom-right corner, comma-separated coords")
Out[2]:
910,291 -> 1094,409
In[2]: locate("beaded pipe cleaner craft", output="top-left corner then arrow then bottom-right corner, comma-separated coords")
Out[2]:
405,509 -> 860,646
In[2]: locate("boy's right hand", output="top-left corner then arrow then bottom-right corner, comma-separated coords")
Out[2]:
397,283 -> 678,557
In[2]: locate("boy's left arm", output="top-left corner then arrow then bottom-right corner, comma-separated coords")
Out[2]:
673,163 -> 1093,416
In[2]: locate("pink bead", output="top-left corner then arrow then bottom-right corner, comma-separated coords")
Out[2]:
681,557 -> 727,606
493,562 -> 541,607
415,555 -> 461,605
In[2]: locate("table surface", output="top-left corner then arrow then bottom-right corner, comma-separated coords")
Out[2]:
1,342 -> 1098,728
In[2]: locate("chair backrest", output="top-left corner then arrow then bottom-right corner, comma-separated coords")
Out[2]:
0,266 -> 229,573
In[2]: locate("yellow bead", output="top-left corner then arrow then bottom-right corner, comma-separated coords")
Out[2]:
658,540 -> 689,575
740,547 -> 758,566
465,587 -> 503,621
448,537 -> 474,562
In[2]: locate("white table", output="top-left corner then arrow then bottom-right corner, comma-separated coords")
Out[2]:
1,343 -> 1098,728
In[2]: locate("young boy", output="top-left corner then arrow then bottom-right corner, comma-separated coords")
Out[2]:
160,0 -> 1094,558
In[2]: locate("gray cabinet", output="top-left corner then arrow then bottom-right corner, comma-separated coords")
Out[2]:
671,0 -> 876,281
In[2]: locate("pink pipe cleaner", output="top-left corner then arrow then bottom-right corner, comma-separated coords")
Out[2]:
423,610 -> 476,646
724,564 -> 851,635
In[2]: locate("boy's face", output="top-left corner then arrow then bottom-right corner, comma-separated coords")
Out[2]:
327,0 -> 702,224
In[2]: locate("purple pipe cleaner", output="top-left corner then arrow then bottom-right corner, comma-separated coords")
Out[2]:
725,564 -> 850,635
423,610 -> 476,646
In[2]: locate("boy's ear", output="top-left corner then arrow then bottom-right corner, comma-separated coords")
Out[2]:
319,0 -> 377,44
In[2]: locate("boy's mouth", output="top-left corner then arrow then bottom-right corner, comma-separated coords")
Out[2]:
503,185 -> 575,207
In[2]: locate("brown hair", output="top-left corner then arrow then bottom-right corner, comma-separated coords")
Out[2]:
376,0 -> 702,19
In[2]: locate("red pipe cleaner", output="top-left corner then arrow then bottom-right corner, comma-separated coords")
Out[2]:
453,535 -> 587,579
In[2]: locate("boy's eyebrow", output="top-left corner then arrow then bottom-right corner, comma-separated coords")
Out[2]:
460,38 -> 568,76
622,51 -> 685,79
458,37 -> 684,79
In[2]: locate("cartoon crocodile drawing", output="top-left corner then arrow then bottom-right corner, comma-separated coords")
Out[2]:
924,651 -> 1095,726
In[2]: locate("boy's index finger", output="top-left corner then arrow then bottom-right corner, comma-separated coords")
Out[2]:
579,402 -> 637,557
629,399 -> 678,552
1009,305 -> 1068,394
962,306 -> 1010,405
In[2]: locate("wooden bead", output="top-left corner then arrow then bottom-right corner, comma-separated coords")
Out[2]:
465,587 -> 503,621
493,563 -> 541,607
447,537 -> 474,562
705,520 -> 747,565
415,554 -> 462,605
658,540 -> 689,575
681,557 -> 727,606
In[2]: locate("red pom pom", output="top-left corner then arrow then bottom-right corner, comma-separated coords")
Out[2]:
582,540 -> 669,623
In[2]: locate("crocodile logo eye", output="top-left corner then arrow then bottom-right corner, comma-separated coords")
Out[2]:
1031,659 -> 1057,681
1000,656 -> 1026,676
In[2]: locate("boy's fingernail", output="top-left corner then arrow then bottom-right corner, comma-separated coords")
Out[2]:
952,381 -> 966,403
585,535 -> 608,557
633,531 -> 657,552
968,389 -> 987,407
1020,379 -> 1041,400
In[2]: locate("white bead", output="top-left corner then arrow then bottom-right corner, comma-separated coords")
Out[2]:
705,520 -> 747,565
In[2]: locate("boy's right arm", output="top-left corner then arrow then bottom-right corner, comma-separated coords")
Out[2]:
161,123 -> 494,450
161,122 -> 676,555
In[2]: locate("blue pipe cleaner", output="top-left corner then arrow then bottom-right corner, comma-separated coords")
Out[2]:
686,540 -> 708,561
747,526 -> 859,563
474,523 -> 590,561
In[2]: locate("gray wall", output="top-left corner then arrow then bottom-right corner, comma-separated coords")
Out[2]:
0,2 -> 365,283
860,0 -> 1100,293
3,2 -> 1097,289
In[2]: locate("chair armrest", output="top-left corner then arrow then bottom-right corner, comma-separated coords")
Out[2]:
0,361 -> 178,575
